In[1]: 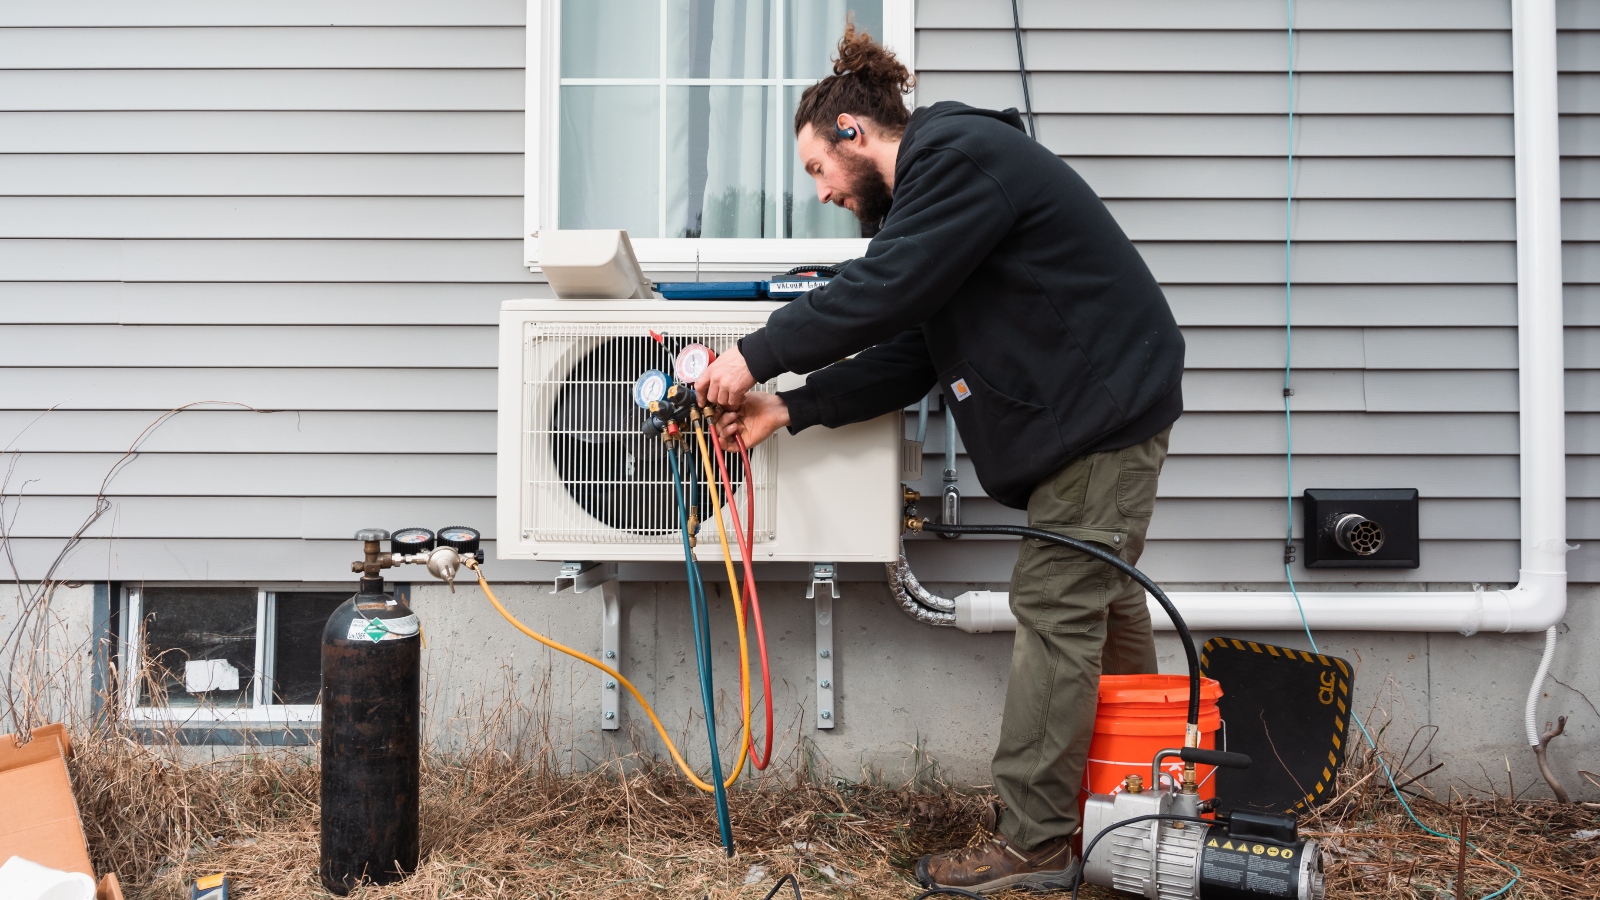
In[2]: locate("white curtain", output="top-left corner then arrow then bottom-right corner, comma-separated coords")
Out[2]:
561,85 -> 660,237
785,1 -> 883,238
559,0 -> 883,240
561,0 -> 664,235
666,0 -> 773,238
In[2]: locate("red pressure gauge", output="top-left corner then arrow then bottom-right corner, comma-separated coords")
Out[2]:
674,343 -> 715,383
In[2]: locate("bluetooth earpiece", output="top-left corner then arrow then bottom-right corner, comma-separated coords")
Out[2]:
834,122 -> 858,141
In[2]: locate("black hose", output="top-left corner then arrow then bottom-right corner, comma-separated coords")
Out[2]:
918,521 -> 1201,730
1070,814 -> 1214,900
759,873 -> 802,900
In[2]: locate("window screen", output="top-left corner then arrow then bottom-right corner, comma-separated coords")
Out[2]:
271,592 -> 349,705
138,586 -> 257,709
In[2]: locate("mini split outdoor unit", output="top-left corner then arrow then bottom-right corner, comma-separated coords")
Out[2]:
496,230 -> 902,563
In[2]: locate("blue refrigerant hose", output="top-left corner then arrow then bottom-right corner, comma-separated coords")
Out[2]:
668,445 -> 735,855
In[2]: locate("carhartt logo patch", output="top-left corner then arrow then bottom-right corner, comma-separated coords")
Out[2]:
951,378 -> 972,401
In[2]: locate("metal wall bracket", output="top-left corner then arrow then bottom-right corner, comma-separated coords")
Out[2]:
554,562 -> 624,731
598,577 -> 621,731
808,563 -> 837,730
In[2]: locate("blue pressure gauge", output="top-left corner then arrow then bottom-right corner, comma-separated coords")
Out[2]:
633,369 -> 670,409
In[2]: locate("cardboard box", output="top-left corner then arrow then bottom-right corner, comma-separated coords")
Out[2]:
0,723 -> 124,900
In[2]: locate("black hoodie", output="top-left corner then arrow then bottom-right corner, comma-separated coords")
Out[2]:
738,101 -> 1185,510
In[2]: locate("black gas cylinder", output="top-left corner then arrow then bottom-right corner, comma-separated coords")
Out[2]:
319,576 -> 421,895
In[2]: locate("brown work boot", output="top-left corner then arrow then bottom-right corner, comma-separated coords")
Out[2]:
915,832 -> 1078,894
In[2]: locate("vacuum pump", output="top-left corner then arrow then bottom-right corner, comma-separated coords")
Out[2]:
1079,750 -> 1325,900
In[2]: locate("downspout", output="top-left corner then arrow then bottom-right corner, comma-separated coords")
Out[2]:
946,0 -> 1567,635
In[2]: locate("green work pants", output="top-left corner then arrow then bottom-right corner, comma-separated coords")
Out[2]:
993,426 -> 1170,850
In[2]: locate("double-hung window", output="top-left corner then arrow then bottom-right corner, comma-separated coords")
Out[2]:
118,584 -> 355,727
525,0 -> 915,272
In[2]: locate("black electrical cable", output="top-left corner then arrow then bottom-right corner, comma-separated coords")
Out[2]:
1069,814 -> 1214,900
918,522 -> 1201,729
1010,0 -> 1037,139
722,874 -> 984,900
759,873 -> 802,900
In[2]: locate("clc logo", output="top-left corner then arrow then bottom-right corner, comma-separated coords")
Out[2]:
1318,670 -> 1336,706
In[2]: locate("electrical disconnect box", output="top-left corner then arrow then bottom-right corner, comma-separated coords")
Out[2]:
1302,488 -> 1420,569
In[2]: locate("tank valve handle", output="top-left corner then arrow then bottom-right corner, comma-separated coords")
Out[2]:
349,528 -> 394,585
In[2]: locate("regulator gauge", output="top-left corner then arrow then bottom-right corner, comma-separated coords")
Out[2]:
389,527 -> 435,554
673,343 -> 715,383
633,368 -> 670,409
436,526 -> 481,556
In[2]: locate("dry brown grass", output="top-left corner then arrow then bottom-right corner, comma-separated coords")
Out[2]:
1300,747 -> 1600,899
59,715 -> 1599,900
71,723 -> 990,900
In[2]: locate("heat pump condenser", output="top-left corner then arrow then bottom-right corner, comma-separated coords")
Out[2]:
496,299 -> 903,563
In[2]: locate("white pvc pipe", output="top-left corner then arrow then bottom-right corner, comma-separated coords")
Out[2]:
952,0 -> 1567,636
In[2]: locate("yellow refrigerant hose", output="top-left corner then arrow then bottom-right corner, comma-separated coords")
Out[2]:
462,420 -> 759,793
690,416 -> 756,771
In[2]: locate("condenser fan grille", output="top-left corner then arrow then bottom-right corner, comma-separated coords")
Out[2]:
525,323 -> 776,543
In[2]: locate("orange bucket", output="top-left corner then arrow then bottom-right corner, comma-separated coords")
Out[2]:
1081,674 -> 1224,809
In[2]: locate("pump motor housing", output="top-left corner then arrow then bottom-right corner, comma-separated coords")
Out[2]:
1082,787 -> 1325,900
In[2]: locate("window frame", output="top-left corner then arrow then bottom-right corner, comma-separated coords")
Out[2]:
117,583 -> 362,726
523,0 -> 916,273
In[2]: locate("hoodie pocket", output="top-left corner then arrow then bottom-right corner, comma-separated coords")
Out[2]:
941,360 -> 1066,496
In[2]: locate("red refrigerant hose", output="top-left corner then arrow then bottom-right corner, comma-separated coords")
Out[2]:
707,424 -> 775,769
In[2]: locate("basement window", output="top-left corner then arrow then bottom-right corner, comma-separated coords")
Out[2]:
118,585 -> 353,725
524,0 -> 915,272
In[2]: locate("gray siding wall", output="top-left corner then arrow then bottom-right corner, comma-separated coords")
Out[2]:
0,1 -> 550,582
906,0 -> 1600,585
0,0 -> 1592,588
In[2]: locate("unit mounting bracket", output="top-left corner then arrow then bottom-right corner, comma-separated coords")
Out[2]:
808,563 -> 837,730
552,560 -> 619,595
553,562 -> 623,731
597,577 -> 621,730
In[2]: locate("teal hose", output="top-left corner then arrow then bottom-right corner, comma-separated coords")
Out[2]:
668,445 -> 734,854
1278,4 -> 1515,895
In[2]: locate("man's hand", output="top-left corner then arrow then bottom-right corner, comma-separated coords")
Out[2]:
696,344 -> 758,409
714,391 -> 790,448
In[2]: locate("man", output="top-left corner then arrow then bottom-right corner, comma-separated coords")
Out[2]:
696,26 -> 1185,894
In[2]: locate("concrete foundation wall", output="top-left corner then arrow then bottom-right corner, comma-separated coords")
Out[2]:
412,578 -> 1600,801
3,575 -> 1591,803
0,583 -> 100,732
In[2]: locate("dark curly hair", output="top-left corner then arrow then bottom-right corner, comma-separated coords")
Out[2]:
792,18 -> 914,142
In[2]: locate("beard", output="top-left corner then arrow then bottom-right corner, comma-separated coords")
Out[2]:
832,145 -> 894,232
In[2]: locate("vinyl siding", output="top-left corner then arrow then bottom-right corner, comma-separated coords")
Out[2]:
0,1 -> 541,581
903,0 -> 1598,584
0,0 -> 1592,585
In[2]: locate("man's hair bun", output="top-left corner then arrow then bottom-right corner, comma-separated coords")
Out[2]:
794,18 -> 914,142
832,20 -> 914,94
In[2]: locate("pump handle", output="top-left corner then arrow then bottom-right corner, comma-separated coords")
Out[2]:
1180,747 -> 1252,770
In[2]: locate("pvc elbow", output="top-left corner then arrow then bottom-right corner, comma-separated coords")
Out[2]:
1480,570 -> 1567,633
